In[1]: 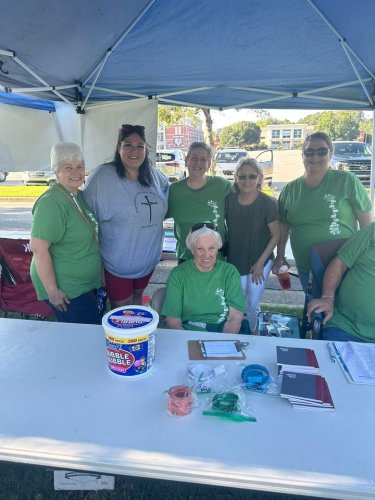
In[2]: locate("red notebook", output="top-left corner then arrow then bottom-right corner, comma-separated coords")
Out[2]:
277,346 -> 320,375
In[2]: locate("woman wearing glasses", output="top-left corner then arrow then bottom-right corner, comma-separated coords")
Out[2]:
225,158 -> 280,333
273,131 -> 372,292
84,124 -> 169,307
167,142 -> 232,264
161,223 -> 245,333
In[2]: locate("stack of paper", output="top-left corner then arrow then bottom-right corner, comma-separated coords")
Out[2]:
276,346 -> 320,375
280,371 -> 335,411
333,342 -> 375,385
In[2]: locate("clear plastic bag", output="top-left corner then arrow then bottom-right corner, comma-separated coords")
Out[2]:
187,363 -> 229,394
201,387 -> 257,422
238,363 -> 280,396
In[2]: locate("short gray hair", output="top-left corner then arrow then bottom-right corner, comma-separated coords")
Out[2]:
186,226 -> 222,252
50,142 -> 84,174
186,142 -> 213,163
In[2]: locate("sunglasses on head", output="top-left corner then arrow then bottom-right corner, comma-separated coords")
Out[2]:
303,147 -> 329,157
237,173 -> 259,180
191,222 -> 217,233
121,124 -> 145,133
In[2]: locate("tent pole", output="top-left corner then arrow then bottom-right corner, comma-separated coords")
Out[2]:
371,110 -> 375,208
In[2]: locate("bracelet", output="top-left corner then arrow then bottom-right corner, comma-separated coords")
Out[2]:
322,295 -> 334,299
241,364 -> 270,389
212,392 -> 239,413
167,385 -> 193,417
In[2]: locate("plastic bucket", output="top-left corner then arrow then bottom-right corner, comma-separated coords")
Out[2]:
102,305 -> 159,378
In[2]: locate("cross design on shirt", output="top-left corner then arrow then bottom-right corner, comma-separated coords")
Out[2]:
141,195 -> 158,223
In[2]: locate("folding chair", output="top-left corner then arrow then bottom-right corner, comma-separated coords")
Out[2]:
0,238 -> 53,318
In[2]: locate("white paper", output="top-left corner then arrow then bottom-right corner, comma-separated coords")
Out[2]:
203,341 -> 242,357
334,342 -> 375,385
54,471 -> 115,490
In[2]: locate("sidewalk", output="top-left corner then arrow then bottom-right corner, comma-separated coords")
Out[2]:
145,258 -> 305,308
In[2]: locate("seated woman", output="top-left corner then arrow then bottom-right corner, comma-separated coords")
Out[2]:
161,223 -> 245,333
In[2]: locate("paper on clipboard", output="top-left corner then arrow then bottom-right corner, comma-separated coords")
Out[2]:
334,342 -> 375,385
188,340 -> 247,360
203,340 -> 242,357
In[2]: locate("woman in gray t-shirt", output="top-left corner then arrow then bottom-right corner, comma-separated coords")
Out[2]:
84,124 -> 169,308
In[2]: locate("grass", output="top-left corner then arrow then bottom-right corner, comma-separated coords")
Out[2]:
0,185 -> 48,198
0,183 -> 275,200
0,461 -> 317,500
260,303 -> 303,318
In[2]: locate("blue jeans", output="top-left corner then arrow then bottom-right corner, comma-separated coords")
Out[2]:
322,326 -> 363,343
298,269 -> 322,297
47,290 -> 101,325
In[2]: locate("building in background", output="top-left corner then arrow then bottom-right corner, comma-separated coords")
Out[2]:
157,120 -> 204,152
264,124 -> 314,149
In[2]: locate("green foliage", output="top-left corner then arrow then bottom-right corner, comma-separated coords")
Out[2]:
158,105 -> 201,127
219,121 -> 261,148
299,111 -> 365,140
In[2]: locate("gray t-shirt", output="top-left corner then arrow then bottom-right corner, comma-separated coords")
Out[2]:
83,164 -> 169,279
225,190 -> 279,275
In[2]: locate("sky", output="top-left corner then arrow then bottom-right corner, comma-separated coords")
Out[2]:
210,108 -> 316,130
210,108 -> 373,131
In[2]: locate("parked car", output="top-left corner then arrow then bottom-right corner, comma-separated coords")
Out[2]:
0,170 -> 8,182
156,149 -> 186,182
215,148 -> 274,185
22,170 -> 57,186
331,141 -> 372,186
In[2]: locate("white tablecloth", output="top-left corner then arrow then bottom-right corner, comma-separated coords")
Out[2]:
0,318 -> 374,499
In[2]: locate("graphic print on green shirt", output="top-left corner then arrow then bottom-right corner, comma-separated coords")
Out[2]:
30,186 -> 102,300
278,170 -> 371,272
161,259 -> 245,330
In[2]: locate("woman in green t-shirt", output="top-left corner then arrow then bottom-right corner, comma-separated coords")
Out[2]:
30,143 -> 103,324
161,224 -> 246,333
273,131 -> 372,293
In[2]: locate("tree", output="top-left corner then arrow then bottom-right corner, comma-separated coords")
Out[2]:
158,105 -> 214,149
299,111 -> 364,140
219,121 -> 261,148
158,105 -> 201,127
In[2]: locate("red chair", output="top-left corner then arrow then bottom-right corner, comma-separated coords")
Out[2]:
0,238 -> 53,318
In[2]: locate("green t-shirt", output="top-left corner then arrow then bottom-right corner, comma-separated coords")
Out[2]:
279,170 -> 371,272
225,190 -> 279,275
326,223 -> 375,342
161,259 -> 245,330
167,176 -> 232,260
30,185 -> 102,300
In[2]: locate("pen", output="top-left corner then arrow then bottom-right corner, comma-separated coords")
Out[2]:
327,342 -> 336,363
332,342 -> 352,379
199,339 -> 207,358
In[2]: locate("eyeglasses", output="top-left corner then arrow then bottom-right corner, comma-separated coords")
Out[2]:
121,124 -> 145,133
191,222 -> 217,232
303,147 -> 329,157
236,174 -> 259,180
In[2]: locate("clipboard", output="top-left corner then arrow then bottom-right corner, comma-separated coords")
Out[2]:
188,339 -> 247,360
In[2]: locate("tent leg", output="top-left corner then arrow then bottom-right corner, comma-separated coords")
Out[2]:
371,110 -> 375,207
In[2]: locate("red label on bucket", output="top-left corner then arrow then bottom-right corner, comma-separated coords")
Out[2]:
105,332 -> 156,377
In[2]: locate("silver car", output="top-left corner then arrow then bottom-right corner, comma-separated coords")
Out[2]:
156,149 -> 186,183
